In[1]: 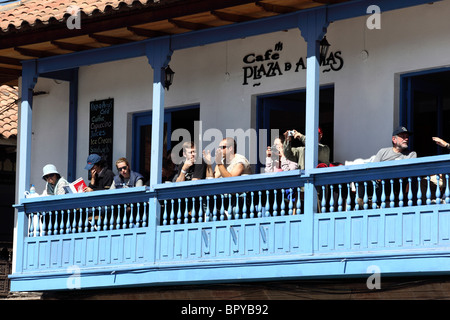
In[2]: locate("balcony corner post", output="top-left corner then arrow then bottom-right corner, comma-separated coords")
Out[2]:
18,60 -> 38,201
303,178 -> 316,255
147,195 -> 160,263
145,38 -> 173,188
12,204 -> 27,274
298,8 -> 329,171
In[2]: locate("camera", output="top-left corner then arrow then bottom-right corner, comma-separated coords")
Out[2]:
270,145 -> 280,158
287,130 -> 295,137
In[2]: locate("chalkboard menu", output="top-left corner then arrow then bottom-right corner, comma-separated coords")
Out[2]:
89,98 -> 114,169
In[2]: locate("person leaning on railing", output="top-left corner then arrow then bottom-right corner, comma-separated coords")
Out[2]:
358,126 -> 417,208
110,157 -> 145,189
83,154 -> 115,192
173,141 -> 213,182
213,137 -> 252,178
40,164 -> 69,196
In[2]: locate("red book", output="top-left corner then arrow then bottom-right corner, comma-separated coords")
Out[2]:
69,177 -> 87,193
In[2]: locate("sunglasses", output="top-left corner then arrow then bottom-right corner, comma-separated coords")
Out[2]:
219,145 -> 228,149
117,166 -> 128,171
44,173 -> 55,180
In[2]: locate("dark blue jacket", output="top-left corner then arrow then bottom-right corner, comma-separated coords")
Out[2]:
113,170 -> 144,188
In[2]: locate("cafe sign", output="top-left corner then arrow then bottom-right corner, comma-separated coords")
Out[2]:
242,42 -> 344,86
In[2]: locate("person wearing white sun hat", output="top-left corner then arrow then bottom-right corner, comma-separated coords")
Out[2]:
41,164 -> 69,196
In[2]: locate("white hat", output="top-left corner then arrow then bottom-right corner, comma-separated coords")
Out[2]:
42,164 -> 60,180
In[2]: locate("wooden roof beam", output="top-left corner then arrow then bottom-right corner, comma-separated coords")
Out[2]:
127,27 -> 171,38
211,10 -> 257,23
312,0 -> 350,4
14,47 -> 57,58
0,67 -> 21,76
168,19 -> 211,31
51,41 -> 95,52
255,1 -> 299,14
89,34 -> 134,45
0,56 -> 22,66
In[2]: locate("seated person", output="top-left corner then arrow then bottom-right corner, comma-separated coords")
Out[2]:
265,136 -> 298,172
41,164 -> 69,196
283,128 -> 330,170
83,154 -> 115,192
110,157 -> 144,189
359,126 -> 417,207
173,141 -> 212,182
214,137 -> 252,178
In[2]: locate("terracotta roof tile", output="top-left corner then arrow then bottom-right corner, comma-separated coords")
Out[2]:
0,85 -> 18,140
0,0 -> 153,32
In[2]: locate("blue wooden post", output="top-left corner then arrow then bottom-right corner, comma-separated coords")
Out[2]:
145,38 -> 172,188
145,39 -> 172,263
299,9 -> 329,254
18,60 -> 38,200
299,9 -> 329,171
12,204 -> 27,273
67,68 -> 79,182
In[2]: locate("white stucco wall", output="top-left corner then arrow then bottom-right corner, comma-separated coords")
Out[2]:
25,1 -> 450,191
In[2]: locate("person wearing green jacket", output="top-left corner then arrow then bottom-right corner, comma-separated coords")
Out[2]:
282,128 -> 330,170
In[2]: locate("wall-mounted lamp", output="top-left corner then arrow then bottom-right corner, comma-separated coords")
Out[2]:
319,36 -> 331,64
164,65 -> 175,90
32,91 -> 49,96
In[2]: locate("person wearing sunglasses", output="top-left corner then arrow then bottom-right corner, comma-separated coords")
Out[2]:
110,157 -> 144,189
214,137 -> 252,178
41,164 -> 69,196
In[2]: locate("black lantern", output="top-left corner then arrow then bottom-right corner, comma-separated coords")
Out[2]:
319,36 -> 330,64
164,65 -> 175,90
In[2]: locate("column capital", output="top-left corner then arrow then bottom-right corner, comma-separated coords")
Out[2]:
298,8 -> 329,44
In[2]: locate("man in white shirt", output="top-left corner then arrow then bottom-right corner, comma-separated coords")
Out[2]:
214,137 -> 252,178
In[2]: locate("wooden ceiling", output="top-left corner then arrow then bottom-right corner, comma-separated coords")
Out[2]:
0,0 -> 352,86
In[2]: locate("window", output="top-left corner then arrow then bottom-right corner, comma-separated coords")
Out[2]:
401,69 -> 450,157
132,105 -> 200,183
256,86 -> 335,172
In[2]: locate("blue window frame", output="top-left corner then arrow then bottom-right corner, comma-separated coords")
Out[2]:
256,86 -> 335,173
400,68 -> 450,157
132,105 -> 199,183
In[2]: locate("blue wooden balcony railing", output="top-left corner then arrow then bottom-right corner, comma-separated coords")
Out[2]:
10,155 -> 450,291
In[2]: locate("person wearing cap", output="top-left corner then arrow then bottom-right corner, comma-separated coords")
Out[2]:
282,128 -> 330,170
373,126 -> 417,162
41,164 -> 69,196
110,157 -> 145,189
83,154 -> 115,192
365,126 -> 417,208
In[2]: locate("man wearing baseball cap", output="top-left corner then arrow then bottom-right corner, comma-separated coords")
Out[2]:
363,126 -> 417,208
83,154 -> 115,192
373,126 -> 417,162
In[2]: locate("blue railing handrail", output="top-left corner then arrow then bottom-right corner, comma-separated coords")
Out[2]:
153,169 -> 306,200
311,154 -> 450,186
15,154 -> 450,214
17,186 -> 151,212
